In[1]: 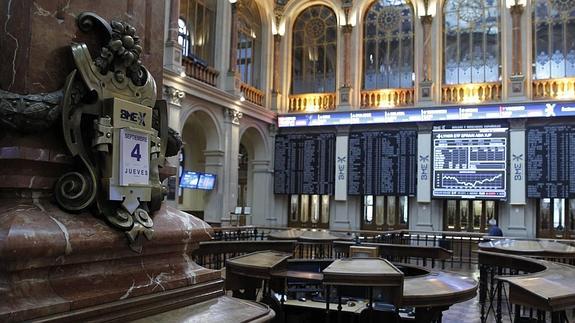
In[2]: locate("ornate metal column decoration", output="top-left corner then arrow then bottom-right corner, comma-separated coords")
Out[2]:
229,1 -> 239,75
51,12 -> 181,252
272,34 -> 282,94
420,0 -> 434,101
421,15 -> 433,82
509,2 -> 525,96
510,3 -> 524,76
165,0 -> 183,72
340,0 -> 353,107
167,0 -> 181,43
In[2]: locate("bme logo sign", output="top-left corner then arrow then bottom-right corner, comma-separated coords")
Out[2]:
120,109 -> 147,127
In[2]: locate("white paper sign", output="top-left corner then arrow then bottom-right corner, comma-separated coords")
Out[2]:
334,135 -> 348,201
119,128 -> 150,186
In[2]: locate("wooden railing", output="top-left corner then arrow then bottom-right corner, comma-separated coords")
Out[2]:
182,56 -> 219,87
442,82 -> 502,104
288,92 -> 336,112
240,82 -> 264,106
360,88 -> 415,108
533,78 -> 575,100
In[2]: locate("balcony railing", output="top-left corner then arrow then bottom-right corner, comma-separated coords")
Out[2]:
533,78 -> 575,100
288,93 -> 336,112
442,82 -> 502,104
240,82 -> 264,106
360,88 -> 415,108
182,57 -> 219,87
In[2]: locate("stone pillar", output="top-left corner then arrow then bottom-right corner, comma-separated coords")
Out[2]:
338,24 -> 353,109
163,85 -> 185,208
509,4 -> 525,97
203,149 -> 226,224
221,108 -> 242,224
420,15 -> 433,102
332,126 -> 352,229
251,159 -> 273,225
507,119 -> 527,236
414,123 -> 433,231
225,2 -> 240,94
165,0 -> 183,72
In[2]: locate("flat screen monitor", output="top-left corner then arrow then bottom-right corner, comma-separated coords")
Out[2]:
432,124 -> 508,199
180,171 -> 199,189
197,173 -> 216,190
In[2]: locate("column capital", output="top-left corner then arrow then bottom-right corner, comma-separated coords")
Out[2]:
268,123 -> 278,136
420,14 -> 433,25
510,3 -> 524,16
225,108 -> 243,125
341,24 -> 353,34
163,86 -> 185,106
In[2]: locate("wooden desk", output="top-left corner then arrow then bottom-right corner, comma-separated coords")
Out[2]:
479,239 -> 575,259
226,251 -> 291,293
132,295 -> 274,323
478,250 -> 575,322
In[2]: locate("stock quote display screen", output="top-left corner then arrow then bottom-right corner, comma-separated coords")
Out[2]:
527,125 -> 575,198
432,125 -> 508,199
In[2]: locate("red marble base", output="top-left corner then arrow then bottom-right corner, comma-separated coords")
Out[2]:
0,198 -> 220,322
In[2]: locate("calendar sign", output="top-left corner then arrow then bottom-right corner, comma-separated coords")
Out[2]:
119,128 -> 150,186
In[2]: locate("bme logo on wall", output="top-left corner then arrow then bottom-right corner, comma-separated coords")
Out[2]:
120,109 -> 147,127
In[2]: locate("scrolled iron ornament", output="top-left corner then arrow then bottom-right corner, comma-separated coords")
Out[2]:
54,172 -> 97,212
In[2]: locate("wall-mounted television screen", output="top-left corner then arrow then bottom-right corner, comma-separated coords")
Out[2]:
180,171 -> 199,189
432,124 -> 508,200
197,173 -> 216,190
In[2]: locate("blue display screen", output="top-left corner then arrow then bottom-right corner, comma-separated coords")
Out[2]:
277,101 -> 575,127
197,173 -> 216,190
179,171 -> 199,189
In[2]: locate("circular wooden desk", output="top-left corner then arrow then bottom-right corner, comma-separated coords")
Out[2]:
226,251 -> 477,323
479,238 -> 575,259
478,240 -> 575,323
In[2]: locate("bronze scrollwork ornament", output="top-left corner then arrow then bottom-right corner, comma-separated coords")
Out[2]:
51,12 -> 177,252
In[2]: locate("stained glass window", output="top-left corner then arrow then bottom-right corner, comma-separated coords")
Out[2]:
443,0 -> 501,85
363,0 -> 414,89
533,0 -> 575,79
291,5 -> 338,94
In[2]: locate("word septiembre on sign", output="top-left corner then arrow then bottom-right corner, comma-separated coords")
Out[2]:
119,128 -> 150,186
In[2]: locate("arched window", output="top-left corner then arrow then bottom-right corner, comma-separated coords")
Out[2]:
180,0 -> 217,66
533,0 -> 575,79
363,0 -> 414,89
178,18 -> 190,57
443,0 -> 501,85
237,0 -> 262,88
291,5 -> 338,94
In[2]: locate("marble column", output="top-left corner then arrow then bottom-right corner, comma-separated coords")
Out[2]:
420,15 -> 433,102
509,4 -> 525,97
251,159 -> 273,225
165,0 -> 183,73
225,2 -> 240,94
221,108 -> 242,223
203,149 -> 225,224
338,24 -> 353,109
271,34 -> 282,112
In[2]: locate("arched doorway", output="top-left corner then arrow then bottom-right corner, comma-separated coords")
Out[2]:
238,126 -> 269,225
179,110 -> 221,222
